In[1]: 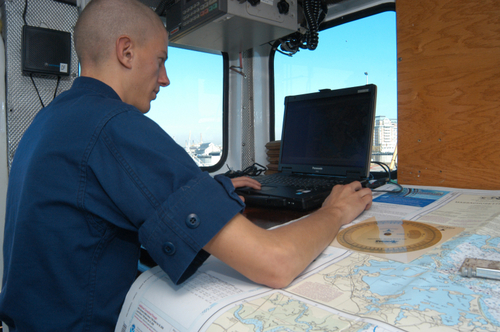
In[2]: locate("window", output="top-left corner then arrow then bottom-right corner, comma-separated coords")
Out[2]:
147,47 -> 225,170
273,10 -> 397,165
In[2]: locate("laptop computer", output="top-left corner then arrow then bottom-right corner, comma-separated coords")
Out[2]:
236,84 -> 377,211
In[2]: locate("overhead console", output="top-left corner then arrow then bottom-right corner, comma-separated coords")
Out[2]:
154,0 -> 299,53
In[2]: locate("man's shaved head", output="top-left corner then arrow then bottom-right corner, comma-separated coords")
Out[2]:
74,0 -> 165,68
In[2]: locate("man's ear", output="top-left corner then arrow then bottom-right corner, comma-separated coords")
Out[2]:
116,35 -> 134,69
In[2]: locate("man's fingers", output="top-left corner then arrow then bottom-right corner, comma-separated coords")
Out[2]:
231,176 -> 261,189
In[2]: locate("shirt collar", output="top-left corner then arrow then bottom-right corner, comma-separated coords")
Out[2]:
72,76 -> 122,101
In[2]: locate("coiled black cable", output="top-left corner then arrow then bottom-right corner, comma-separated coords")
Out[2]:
303,0 -> 320,50
223,163 -> 267,178
278,0 -> 326,55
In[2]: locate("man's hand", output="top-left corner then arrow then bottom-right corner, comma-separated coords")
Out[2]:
320,181 -> 373,227
230,176 -> 261,202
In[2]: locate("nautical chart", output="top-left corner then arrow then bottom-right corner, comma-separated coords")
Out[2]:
203,231 -> 500,332
115,190 -> 500,332
205,291 -> 401,332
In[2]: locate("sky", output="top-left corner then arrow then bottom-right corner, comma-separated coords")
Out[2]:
147,50 -> 223,147
147,11 -> 397,147
274,11 -> 397,137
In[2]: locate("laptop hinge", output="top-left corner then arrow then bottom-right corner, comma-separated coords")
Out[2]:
281,167 -> 293,174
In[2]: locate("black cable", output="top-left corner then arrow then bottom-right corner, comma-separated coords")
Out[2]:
276,48 -> 293,57
155,0 -> 172,16
23,0 -> 28,25
224,163 -> 267,178
279,32 -> 304,56
372,183 -> 403,193
54,76 -> 61,99
30,74 -> 45,109
370,161 -> 403,193
303,0 -> 320,50
371,161 -> 391,179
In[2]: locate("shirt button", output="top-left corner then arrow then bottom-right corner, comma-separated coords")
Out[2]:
186,213 -> 200,229
163,242 -> 176,255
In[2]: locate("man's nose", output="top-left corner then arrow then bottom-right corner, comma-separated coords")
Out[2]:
159,67 -> 170,87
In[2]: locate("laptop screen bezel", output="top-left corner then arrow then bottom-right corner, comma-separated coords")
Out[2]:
277,84 -> 377,179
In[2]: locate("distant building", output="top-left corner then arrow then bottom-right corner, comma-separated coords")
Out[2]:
373,116 -> 397,153
193,142 -> 221,158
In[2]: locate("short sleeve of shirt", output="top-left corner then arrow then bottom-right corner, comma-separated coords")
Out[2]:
86,109 -> 245,284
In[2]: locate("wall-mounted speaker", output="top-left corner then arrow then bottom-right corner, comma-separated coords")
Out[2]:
22,25 -> 72,77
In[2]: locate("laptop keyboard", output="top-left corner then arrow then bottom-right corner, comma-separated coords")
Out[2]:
257,173 -> 350,189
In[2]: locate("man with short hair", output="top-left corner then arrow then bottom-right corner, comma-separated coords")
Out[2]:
0,0 -> 372,331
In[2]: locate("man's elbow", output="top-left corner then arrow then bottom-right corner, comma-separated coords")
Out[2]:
250,246 -> 302,289
260,274 -> 295,289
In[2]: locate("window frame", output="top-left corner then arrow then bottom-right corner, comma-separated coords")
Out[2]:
268,3 -> 396,141
199,52 -> 229,173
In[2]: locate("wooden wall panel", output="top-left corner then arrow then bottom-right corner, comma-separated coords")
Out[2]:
397,0 -> 500,189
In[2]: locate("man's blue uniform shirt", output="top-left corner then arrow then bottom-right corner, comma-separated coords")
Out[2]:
0,77 -> 245,331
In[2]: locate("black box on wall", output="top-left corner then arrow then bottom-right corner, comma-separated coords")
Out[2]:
22,25 -> 72,77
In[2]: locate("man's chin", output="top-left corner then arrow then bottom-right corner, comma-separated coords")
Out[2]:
138,103 -> 151,114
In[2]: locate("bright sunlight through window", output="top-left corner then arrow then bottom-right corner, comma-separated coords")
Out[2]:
147,47 -> 223,168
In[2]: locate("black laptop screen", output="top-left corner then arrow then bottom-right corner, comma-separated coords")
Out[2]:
279,86 -> 376,175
